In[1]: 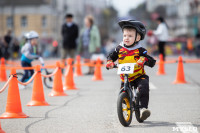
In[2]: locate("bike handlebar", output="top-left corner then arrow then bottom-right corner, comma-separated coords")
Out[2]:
106,51 -> 148,70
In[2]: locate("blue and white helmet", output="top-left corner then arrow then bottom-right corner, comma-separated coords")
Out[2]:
25,31 -> 39,39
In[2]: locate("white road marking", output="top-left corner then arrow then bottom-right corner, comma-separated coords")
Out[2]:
149,82 -> 157,90
174,122 -> 199,133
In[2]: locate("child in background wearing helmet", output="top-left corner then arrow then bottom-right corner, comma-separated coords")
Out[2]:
19,31 -> 40,89
106,20 -> 156,121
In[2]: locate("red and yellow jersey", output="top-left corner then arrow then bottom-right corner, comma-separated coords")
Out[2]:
107,42 -> 156,82
118,47 -> 145,82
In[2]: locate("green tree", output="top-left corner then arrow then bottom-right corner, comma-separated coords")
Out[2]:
128,3 -> 151,21
99,6 -> 118,43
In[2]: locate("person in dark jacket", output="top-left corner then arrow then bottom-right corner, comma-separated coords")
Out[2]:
61,13 -> 79,65
3,30 -> 12,59
195,28 -> 200,57
0,37 -> 3,58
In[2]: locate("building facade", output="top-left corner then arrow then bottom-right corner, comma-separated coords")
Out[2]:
146,0 -> 200,37
0,0 -> 107,39
0,0 -> 59,38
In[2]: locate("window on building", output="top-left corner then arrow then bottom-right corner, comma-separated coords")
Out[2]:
21,16 -> 27,27
7,16 -> 13,28
42,16 -> 47,28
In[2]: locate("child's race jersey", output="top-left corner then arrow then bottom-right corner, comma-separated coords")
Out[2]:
107,42 -> 156,82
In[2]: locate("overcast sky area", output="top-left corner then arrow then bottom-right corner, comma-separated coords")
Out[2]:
111,0 -> 145,16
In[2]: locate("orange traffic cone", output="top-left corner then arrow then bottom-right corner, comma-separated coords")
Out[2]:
173,56 -> 187,84
74,55 -> 83,76
0,58 -> 7,82
27,65 -> 49,106
64,58 -> 77,90
156,54 -> 166,75
0,122 -> 5,133
0,68 -> 28,118
49,62 -> 67,96
92,58 -> 103,81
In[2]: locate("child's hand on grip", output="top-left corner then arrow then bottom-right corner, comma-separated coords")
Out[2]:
136,56 -> 147,67
106,60 -> 114,69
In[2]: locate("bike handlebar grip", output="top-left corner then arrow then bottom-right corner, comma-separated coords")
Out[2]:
106,64 -> 118,70
39,57 -> 44,65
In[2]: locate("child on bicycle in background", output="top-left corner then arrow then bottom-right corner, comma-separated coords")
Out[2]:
106,20 -> 156,121
19,31 -> 40,89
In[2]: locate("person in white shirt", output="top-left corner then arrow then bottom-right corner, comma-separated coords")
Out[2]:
152,17 -> 168,60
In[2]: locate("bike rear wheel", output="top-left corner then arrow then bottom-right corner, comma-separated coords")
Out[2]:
135,97 -> 144,123
117,92 -> 132,127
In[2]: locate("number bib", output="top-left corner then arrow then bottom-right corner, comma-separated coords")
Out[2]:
117,63 -> 136,74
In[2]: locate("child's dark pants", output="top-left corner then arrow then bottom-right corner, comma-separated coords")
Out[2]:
21,61 -> 34,82
121,75 -> 149,108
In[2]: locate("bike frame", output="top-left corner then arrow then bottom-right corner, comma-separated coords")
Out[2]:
107,64 -> 144,125
119,74 -> 136,109
107,65 -> 139,109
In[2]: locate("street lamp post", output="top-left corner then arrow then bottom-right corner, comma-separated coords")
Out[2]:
11,0 -> 15,35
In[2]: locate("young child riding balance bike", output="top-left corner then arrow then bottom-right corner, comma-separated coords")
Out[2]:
106,20 -> 156,121
19,31 -> 43,89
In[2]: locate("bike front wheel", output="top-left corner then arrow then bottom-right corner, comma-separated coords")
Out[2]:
43,69 -> 54,89
43,76 -> 53,89
117,92 -> 132,127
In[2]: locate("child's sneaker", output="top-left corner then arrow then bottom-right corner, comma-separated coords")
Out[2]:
140,108 -> 151,120
18,84 -> 25,90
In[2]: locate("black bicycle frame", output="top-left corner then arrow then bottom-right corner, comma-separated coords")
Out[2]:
119,74 -> 134,108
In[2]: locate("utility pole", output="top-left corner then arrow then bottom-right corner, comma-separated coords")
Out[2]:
0,4 -> 4,36
11,0 -> 15,35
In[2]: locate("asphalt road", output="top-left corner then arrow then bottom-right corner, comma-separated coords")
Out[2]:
0,60 -> 200,133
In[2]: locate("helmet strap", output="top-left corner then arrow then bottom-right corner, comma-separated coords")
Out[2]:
134,30 -> 138,44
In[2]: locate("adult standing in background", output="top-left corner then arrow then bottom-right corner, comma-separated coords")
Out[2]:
61,13 -> 79,65
153,17 -> 168,60
3,30 -> 13,59
148,17 -> 168,60
195,28 -> 200,57
78,15 -> 101,75
0,37 -> 3,58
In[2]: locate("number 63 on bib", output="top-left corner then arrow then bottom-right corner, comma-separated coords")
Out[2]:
117,63 -> 136,74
